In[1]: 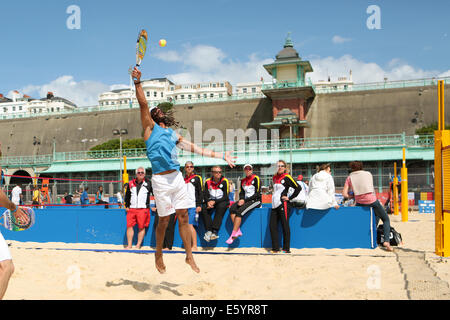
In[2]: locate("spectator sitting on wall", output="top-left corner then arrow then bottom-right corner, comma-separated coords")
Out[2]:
306,163 -> 339,210
226,164 -> 261,245
342,161 -> 394,252
202,166 -> 230,242
95,186 -> 109,209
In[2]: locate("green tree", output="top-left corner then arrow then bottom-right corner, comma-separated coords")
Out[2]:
90,138 -> 145,151
415,122 -> 450,135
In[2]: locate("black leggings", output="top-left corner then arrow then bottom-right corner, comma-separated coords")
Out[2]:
202,201 -> 229,233
154,213 -> 177,250
229,199 -> 261,217
270,201 -> 291,251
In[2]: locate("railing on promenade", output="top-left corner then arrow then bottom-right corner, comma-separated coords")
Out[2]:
314,76 -> 450,94
0,133 -> 434,167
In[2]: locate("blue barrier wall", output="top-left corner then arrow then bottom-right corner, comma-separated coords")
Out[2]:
0,206 -> 377,249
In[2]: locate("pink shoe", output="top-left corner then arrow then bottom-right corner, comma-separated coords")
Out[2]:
235,229 -> 243,237
226,236 -> 234,244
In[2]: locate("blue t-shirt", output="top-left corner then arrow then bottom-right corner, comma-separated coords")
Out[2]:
145,123 -> 180,174
80,191 -> 89,205
0,170 -> 4,187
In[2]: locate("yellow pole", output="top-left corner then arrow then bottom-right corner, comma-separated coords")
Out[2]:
401,147 -> 408,222
439,80 -> 445,130
122,155 -> 129,188
436,80 -> 449,256
393,162 -> 399,215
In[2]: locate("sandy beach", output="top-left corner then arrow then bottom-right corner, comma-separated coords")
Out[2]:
3,210 -> 450,300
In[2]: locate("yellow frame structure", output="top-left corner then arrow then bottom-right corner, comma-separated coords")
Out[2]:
435,80 -> 450,257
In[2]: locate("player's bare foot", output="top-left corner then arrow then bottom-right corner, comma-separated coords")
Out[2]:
382,242 -> 394,252
155,252 -> 166,274
186,256 -> 200,273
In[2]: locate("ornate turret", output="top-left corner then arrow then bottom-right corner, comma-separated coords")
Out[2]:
261,33 -> 316,139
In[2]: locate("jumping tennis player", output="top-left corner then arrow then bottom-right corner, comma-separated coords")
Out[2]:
132,67 -> 235,274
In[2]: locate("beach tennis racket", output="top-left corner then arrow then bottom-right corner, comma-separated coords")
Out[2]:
135,29 -> 148,67
0,207 -> 35,231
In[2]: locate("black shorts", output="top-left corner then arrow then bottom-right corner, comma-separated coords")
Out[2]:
229,199 -> 261,217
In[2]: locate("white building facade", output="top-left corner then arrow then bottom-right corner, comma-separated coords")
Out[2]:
0,92 -> 77,118
98,79 -> 232,107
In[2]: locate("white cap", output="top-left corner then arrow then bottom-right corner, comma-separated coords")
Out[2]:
244,164 -> 253,170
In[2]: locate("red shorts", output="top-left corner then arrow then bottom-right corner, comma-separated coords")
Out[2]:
126,208 -> 150,229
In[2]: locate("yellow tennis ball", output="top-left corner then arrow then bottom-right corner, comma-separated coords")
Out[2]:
159,39 -> 167,47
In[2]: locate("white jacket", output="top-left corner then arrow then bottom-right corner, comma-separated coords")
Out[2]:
306,171 -> 338,210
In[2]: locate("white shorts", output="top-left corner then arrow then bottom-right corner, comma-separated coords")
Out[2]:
0,232 -> 12,262
151,171 -> 192,217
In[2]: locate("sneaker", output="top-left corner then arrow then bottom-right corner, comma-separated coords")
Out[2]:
225,236 -> 234,245
270,250 -> 280,254
235,229 -> 243,237
210,232 -> 219,240
282,250 -> 291,254
204,231 -> 212,242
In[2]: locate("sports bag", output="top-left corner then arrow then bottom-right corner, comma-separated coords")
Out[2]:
377,225 -> 402,246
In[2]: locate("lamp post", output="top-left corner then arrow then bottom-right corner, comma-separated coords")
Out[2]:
113,128 -> 128,186
281,113 -> 299,174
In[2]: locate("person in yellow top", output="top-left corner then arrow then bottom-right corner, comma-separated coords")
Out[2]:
32,186 -> 41,207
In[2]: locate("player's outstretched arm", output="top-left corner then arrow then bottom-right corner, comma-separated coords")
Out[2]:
132,67 -> 154,141
176,135 -> 236,168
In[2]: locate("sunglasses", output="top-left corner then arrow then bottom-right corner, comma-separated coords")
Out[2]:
212,171 -> 222,174
137,172 -> 145,174
278,165 -> 286,168
185,166 -> 194,168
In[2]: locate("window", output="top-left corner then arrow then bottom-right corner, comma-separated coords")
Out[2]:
3,107 -> 7,112
219,93 -> 223,98
188,94 -> 192,100
220,83 -> 224,87
154,92 -> 157,97
161,92 -> 163,98
252,87 -> 256,93
146,91 -> 150,97
212,83 -> 217,88
19,106 -> 22,111
203,94 -> 207,98
181,95 -> 185,99
197,94 -> 200,99
210,93 -> 214,98
12,106 -> 16,111
243,88 -> 247,94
